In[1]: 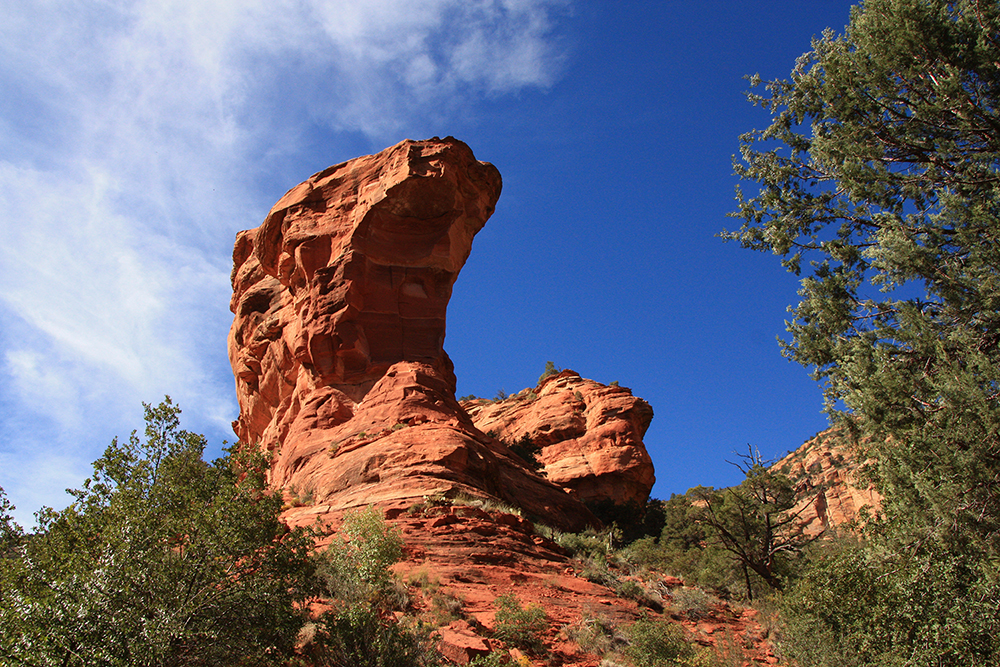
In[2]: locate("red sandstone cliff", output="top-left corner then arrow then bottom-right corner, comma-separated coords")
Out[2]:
225,138 -> 789,665
774,426 -> 882,537
228,137 -> 605,530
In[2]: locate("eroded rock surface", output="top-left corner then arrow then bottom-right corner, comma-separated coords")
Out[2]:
464,370 -> 656,507
774,427 -> 882,537
230,137 -> 500,444
229,138 -> 596,530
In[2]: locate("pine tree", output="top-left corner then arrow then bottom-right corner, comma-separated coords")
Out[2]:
726,1 -> 1000,663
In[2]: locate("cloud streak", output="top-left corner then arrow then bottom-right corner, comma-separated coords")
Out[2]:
0,0 -> 570,527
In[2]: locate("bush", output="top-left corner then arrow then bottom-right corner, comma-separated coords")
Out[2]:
670,587 -> 715,620
313,604 -> 429,667
508,434 -> 543,471
307,507 -> 432,666
623,618 -> 697,667
469,652 -> 512,667
318,506 -> 405,606
615,579 -> 647,601
585,498 -> 658,544
555,526 -> 617,561
538,361 -> 560,385
626,491 -> 758,599
0,399 -> 317,666
493,594 -> 548,653
776,537 -> 1000,667
562,615 -> 627,658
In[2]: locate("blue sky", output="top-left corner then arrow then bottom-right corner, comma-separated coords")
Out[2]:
0,0 -> 857,527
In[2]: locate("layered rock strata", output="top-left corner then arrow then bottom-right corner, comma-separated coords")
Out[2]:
464,370 -> 656,506
228,137 -> 598,530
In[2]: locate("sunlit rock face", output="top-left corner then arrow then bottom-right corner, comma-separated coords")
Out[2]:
773,427 -> 883,538
228,137 -> 597,530
230,136 -> 501,424
464,371 -> 656,507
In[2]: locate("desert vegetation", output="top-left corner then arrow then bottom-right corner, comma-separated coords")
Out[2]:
0,402 -> 741,666
0,399 -> 317,666
3,0 -> 998,664
0,401 -> 436,667
721,0 -> 1000,663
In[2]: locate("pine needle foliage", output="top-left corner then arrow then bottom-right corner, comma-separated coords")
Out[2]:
726,1 -> 1000,663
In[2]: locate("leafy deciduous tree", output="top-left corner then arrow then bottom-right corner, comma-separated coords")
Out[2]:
0,398 -> 316,667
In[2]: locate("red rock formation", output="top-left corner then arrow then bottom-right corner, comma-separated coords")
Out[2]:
464,370 -> 656,507
230,136 -> 500,439
229,137 -> 596,530
774,426 -> 882,537
226,138 -> 784,665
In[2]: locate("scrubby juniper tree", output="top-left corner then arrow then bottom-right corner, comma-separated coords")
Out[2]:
726,0 -> 1000,663
693,448 -> 813,600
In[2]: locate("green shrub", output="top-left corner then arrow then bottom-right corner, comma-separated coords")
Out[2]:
306,508 -> 430,665
318,506 -> 405,605
0,399 -> 317,667
452,492 -> 524,516
625,492 -> 754,599
288,483 -> 315,506
493,593 -> 548,653
623,618 -> 697,667
615,579 -> 647,602
508,434 -> 543,471
313,604 -> 429,667
776,536 -> 1000,667
428,589 -> 465,624
555,526 -> 616,561
562,615 -> 627,658
538,361 -> 560,385
469,652 -> 512,667
670,587 -> 715,620
581,558 -> 617,587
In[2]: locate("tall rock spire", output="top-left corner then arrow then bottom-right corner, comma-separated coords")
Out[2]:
228,137 -> 598,530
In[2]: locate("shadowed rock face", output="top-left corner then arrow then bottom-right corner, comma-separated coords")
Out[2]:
228,137 -> 598,530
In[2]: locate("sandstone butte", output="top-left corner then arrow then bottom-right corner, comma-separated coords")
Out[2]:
228,137 -> 780,665
228,136 -> 662,534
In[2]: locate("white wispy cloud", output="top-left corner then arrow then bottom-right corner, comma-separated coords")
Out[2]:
0,0 -> 570,527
